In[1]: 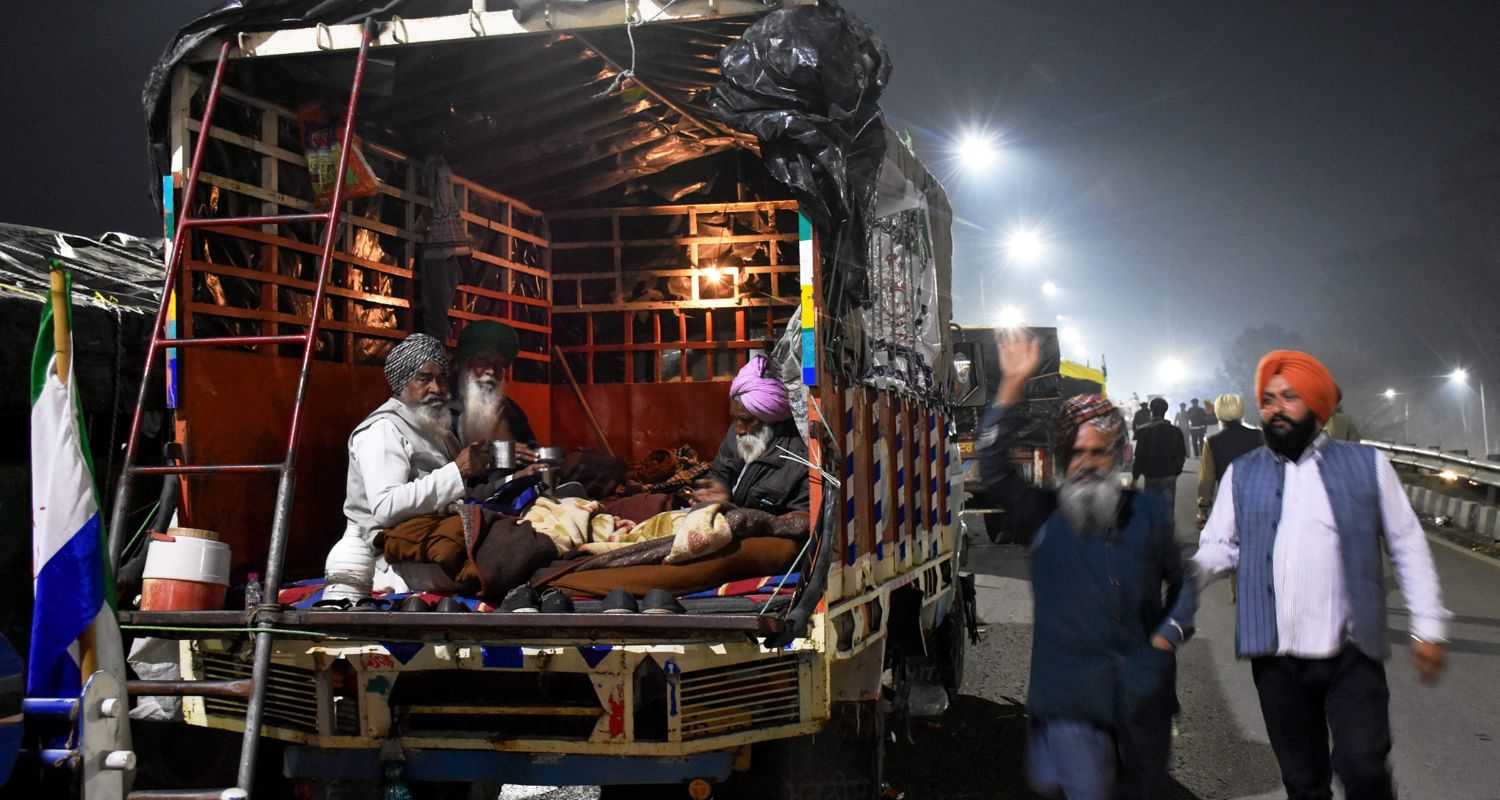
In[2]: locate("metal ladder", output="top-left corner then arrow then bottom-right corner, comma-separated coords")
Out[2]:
105,21 -> 377,800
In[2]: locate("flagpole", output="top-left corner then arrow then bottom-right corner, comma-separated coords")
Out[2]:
49,265 -> 98,678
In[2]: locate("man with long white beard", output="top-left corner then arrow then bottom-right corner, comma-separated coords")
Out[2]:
322,333 -> 492,602
978,330 -> 1196,800
692,354 -> 810,515
451,320 -> 537,449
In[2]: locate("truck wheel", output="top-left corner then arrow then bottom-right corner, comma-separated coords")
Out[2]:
723,700 -> 884,800
936,579 -> 970,696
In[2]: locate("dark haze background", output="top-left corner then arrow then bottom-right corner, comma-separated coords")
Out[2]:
1,0 -> 1497,452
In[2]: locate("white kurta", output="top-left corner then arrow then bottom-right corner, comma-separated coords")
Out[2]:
325,397 -> 466,600
343,396 -> 465,545
1194,435 -> 1449,657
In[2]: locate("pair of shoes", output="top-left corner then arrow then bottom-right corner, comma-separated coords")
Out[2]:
602,588 -> 685,615
500,585 -> 574,613
311,597 -> 379,612
400,596 -> 471,613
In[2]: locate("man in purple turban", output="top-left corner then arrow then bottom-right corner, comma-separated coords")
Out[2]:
692,355 -> 809,514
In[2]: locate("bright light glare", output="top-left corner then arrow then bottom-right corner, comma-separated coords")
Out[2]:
1383,388 -> 1397,400
1005,227 -> 1046,265
1439,469 -> 1459,482
996,304 -> 1025,329
700,266 -> 723,284
958,132 -> 999,171
1059,326 -> 1086,358
1041,281 -> 1059,297
1158,357 -> 1187,384
1450,367 -> 1469,385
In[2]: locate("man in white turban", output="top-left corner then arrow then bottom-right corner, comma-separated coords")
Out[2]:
691,354 -> 809,515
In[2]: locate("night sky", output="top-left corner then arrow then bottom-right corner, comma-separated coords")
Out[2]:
2,1 -> 1497,450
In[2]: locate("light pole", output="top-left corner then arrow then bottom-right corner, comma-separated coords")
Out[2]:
1449,367 -> 1489,455
1383,388 -> 1409,444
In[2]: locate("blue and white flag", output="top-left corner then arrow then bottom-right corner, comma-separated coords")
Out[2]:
28,272 -> 113,697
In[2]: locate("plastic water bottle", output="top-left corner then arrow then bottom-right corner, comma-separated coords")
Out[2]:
244,572 -> 263,610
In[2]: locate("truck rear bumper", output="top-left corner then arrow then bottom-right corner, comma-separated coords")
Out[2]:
284,744 -> 735,784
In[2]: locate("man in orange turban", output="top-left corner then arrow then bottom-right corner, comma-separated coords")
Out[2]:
1254,350 -> 1339,462
1195,348 -> 1450,800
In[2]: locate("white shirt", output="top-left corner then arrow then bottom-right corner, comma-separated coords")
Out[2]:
1194,434 -> 1449,656
343,397 -> 466,545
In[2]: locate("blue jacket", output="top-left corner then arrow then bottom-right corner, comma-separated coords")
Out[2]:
1229,441 -> 1388,659
978,404 -> 1197,726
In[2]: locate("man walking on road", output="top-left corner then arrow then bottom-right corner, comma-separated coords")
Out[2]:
979,331 -> 1196,800
1194,350 -> 1449,800
1132,401 -> 1151,433
1133,397 -> 1187,526
1187,398 -> 1209,456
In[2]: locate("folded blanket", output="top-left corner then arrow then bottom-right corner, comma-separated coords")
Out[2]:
522,496 -> 616,553
540,537 -> 804,598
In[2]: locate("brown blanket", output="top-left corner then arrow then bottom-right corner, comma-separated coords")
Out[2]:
536,536 -> 803,598
381,510 -> 559,602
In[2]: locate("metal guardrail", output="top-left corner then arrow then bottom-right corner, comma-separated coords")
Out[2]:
1365,440 -> 1500,490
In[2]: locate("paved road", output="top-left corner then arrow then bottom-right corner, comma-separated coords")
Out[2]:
886,459 -> 1500,799
498,458 -> 1500,799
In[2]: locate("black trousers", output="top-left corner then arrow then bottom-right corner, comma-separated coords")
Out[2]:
1251,647 -> 1394,800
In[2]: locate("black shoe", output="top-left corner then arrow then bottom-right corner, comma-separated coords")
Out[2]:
398,595 -> 433,613
640,588 -> 685,615
602,588 -> 639,614
500,585 -> 540,613
433,596 -> 470,613
538,588 -> 575,613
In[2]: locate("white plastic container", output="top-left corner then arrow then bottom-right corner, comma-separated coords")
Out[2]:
141,527 -> 231,611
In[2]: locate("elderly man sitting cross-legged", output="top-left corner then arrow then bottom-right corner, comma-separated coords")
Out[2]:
323,333 -> 558,603
692,354 -> 810,517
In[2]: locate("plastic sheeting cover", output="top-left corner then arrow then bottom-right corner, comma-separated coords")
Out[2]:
0,223 -> 163,313
710,0 -> 891,315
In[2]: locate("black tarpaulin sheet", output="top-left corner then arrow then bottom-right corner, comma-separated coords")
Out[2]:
710,0 -> 892,320
0,224 -> 163,313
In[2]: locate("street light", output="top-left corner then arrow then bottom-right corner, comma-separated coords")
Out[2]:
1004,226 -> 1047,266
1158,357 -> 1186,385
1382,388 -> 1409,443
957,132 -> 999,172
1449,367 -> 1490,456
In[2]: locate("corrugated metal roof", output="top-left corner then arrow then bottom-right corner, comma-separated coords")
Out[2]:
146,1 -> 793,211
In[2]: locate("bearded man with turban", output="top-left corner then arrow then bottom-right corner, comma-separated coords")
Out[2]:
978,330 -> 1196,800
451,320 -> 537,449
1194,350 -> 1449,800
692,354 -> 809,515
323,333 -> 494,601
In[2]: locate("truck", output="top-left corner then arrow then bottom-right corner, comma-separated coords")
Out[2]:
12,3 -> 972,798
950,325 -> 1106,543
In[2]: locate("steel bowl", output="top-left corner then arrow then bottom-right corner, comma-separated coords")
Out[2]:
535,446 -> 566,466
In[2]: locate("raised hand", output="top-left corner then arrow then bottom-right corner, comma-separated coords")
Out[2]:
994,328 -> 1041,405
